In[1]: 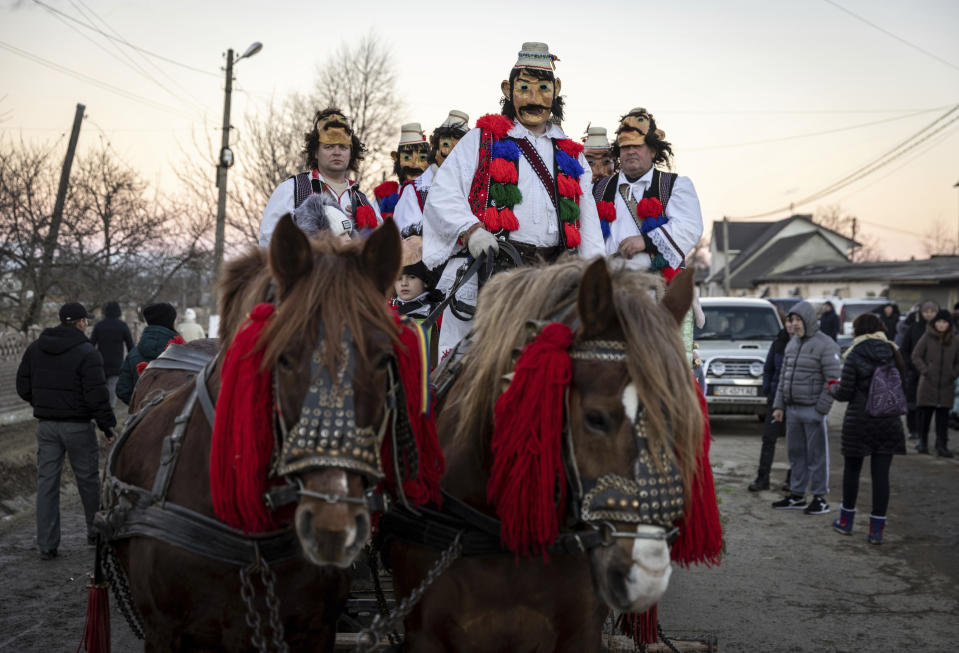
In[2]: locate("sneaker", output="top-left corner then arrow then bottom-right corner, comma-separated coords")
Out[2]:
39,549 -> 58,561
804,495 -> 830,515
772,494 -> 807,510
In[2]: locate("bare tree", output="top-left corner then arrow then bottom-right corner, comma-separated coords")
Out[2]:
315,32 -> 402,186
920,220 -> 959,256
813,204 -> 883,262
686,236 -> 710,271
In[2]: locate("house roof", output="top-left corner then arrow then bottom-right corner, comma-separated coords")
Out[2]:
757,255 -> 959,284
711,220 -> 779,251
727,232 -> 819,289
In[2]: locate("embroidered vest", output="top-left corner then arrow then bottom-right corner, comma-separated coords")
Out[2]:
290,172 -> 374,226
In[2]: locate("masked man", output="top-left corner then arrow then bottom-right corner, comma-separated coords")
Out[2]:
373,123 -> 431,222
259,107 -> 380,246
592,108 -> 703,280
583,125 -> 614,179
423,42 -> 605,360
393,110 -> 470,236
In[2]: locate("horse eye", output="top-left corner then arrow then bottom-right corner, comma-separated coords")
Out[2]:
584,410 -> 612,434
277,354 -> 293,371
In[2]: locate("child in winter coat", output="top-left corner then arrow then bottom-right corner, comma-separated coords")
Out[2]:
772,301 -> 842,515
828,313 -> 906,544
911,309 -> 959,457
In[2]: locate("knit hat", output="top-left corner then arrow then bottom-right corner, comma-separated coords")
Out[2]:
59,302 -> 92,323
103,301 -> 121,319
583,126 -> 610,151
932,309 -> 953,325
397,123 -> 427,147
143,302 -> 177,330
514,42 -> 558,71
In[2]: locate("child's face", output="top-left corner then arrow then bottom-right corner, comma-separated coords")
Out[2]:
934,319 -> 951,333
395,274 -> 426,301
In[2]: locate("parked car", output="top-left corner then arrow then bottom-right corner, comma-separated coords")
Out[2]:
765,297 -> 802,316
839,299 -> 889,336
695,298 -> 783,418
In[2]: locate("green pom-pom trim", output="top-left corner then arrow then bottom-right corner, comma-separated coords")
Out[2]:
558,197 -> 580,224
489,183 -> 522,208
650,253 -> 668,271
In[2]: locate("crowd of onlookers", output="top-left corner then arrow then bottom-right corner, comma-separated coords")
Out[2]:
750,298 -> 959,545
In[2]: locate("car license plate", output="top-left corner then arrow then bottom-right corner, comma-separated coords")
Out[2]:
713,386 -> 757,396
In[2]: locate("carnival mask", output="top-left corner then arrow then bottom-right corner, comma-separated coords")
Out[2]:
391,145 -> 430,182
585,151 -> 614,178
316,112 -> 353,148
502,74 -> 561,130
617,110 -> 665,149
434,135 -> 462,167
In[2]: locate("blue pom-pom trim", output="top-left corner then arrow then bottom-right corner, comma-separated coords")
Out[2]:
555,150 -> 584,178
640,215 -> 668,234
380,193 -> 399,213
600,219 -> 611,240
492,139 -> 521,161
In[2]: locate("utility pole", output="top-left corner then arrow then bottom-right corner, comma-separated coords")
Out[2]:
22,103 -> 84,331
850,216 -> 858,262
722,216 -> 731,296
210,48 -> 234,323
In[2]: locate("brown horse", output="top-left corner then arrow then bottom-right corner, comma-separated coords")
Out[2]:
128,338 -> 219,413
103,216 -> 403,652
388,258 -> 703,652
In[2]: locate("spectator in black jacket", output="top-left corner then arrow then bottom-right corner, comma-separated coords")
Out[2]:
16,302 -> 116,560
875,302 -> 900,341
900,300 -> 939,439
90,301 -> 133,407
116,302 -> 178,405
819,301 -> 840,341
828,313 -> 906,545
749,316 -> 792,491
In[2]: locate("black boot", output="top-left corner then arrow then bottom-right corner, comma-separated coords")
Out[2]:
748,474 -> 770,492
750,438 -> 776,491
916,437 -> 929,454
936,436 -> 953,458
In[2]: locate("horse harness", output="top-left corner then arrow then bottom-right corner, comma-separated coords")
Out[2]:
378,323 -> 686,563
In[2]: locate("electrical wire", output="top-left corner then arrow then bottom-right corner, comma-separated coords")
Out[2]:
0,40 -> 193,117
30,0 -> 219,77
823,0 -> 959,74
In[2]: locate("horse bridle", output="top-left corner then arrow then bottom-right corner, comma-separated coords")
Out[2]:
561,336 -> 686,545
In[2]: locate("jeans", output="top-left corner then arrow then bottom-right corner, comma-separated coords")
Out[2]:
105,375 -> 119,408
36,420 -> 100,552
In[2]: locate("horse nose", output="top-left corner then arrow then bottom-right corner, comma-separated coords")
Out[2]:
295,502 -> 366,568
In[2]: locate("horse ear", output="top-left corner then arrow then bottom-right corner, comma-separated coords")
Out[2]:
577,258 -> 617,339
361,218 -> 401,295
661,267 -> 695,326
268,214 -> 313,297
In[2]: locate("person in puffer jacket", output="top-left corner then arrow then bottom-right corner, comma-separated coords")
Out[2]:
828,313 -> 906,544
772,301 -> 842,515
116,302 -> 179,405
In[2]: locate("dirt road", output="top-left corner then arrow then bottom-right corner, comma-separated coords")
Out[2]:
0,408 -> 956,651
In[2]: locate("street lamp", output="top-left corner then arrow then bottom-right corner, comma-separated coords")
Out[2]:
210,41 -> 262,330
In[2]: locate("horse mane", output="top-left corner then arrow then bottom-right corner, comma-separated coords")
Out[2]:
446,257 -> 702,493
217,233 -> 399,372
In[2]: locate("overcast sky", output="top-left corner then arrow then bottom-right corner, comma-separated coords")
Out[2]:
2,0 -> 958,259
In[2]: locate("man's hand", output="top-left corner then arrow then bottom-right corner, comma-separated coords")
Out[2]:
618,235 -> 646,258
467,228 -> 499,259
102,427 -> 116,444
772,409 -> 784,423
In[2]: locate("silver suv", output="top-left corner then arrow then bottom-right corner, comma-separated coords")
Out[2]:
695,298 -> 783,417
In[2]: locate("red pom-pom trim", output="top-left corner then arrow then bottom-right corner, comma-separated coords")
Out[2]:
490,158 -> 519,184
476,114 -> 514,141
165,336 -> 186,350
597,200 -> 617,222
482,206 -> 502,231
661,266 -> 681,284
564,223 -> 582,247
373,181 -> 399,200
556,173 -> 582,199
136,361 -> 148,376
637,197 -> 663,219
498,207 -> 519,231
556,138 -> 584,159
355,204 -> 378,229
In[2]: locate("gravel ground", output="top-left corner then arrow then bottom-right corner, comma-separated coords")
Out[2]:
0,406 -> 956,652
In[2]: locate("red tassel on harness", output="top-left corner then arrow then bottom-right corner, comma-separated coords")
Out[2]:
488,322 -> 573,556
210,303 -> 278,533
80,579 -> 110,652
670,381 -> 723,566
379,313 -> 445,506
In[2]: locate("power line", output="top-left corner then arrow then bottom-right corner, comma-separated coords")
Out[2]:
684,107 -> 945,151
823,0 -> 959,74
0,40 -> 192,117
30,0 -> 219,78
727,104 -> 959,219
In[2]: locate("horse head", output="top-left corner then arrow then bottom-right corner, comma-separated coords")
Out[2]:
568,259 -> 700,613
253,215 -> 401,567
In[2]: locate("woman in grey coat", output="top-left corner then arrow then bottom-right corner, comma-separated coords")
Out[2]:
772,301 -> 842,515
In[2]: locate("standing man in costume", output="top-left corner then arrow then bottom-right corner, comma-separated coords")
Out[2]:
583,125 -> 614,179
423,42 -> 605,360
593,108 -> 703,280
373,123 -> 431,223
259,107 -> 379,246
393,110 -> 470,236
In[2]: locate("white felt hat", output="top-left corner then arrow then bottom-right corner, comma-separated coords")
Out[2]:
398,122 -> 427,147
439,110 -> 469,129
513,42 -> 557,71
583,126 -> 610,150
